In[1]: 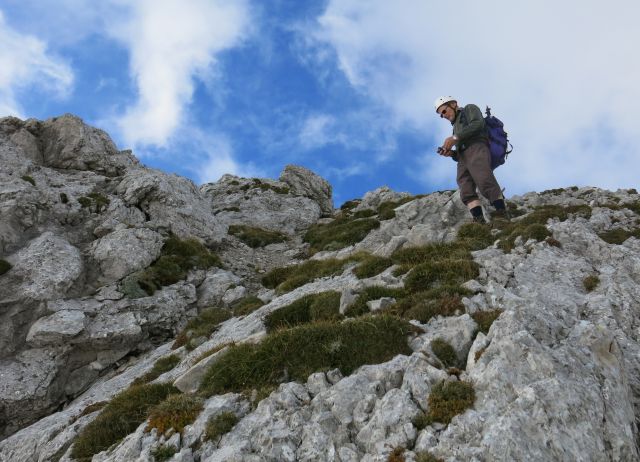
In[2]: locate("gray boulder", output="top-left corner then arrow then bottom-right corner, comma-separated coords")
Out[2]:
279,164 -> 333,216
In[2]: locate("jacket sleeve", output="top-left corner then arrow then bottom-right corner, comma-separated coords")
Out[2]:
455,104 -> 485,142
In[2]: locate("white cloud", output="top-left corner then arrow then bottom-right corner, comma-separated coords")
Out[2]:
108,0 -> 251,148
0,10 -> 73,117
310,1 -> 640,194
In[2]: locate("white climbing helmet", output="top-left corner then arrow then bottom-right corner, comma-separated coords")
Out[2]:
434,96 -> 456,112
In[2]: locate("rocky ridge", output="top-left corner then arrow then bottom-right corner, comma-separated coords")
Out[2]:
0,114 -> 639,461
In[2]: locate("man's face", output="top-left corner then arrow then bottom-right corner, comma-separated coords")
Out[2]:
438,104 -> 456,122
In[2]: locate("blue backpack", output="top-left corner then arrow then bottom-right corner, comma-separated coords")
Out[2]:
484,106 -> 512,169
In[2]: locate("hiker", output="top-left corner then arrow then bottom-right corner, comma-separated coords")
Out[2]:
434,96 -> 508,224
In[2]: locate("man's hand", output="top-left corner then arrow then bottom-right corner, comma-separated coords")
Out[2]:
443,136 -> 457,151
437,147 -> 453,157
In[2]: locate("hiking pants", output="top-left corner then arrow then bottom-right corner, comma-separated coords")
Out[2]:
456,142 -> 503,205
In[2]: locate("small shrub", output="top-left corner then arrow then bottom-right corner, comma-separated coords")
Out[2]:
353,254 -> 393,279
353,209 -> 376,219
59,192 -> 69,204
124,236 -> 221,298
21,175 -> 36,186
265,291 -> 341,332
0,259 -> 12,276
430,338 -> 460,368
151,445 -> 176,462
583,275 -> 600,292
172,308 -> 232,350
598,228 -> 640,244
345,286 -> 406,318
231,296 -> 264,316
132,355 -> 181,385
471,309 -> 503,335
340,199 -> 361,212
425,380 -> 475,425
77,196 -> 92,208
146,393 -> 203,434
228,225 -> 287,248
304,217 -> 380,252
545,237 -> 562,248
387,447 -> 406,462
88,193 -> 110,212
377,197 -> 415,221
71,383 -> 180,460
199,315 -> 413,397
204,411 -> 238,442
404,260 -> 479,293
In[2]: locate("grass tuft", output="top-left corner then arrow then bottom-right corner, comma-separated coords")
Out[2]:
228,225 -> 287,248
146,393 -> 203,434
199,315 -> 413,397
172,308 -> 232,350
404,260 -> 479,293
265,291 -> 341,332
344,286 -> 406,317
471,309 -> 503,335
151,445 -> 176,461
387,447 -> 406,462
457,223 -> 494,250
583,275 -> 600,292
132,355 -> 181,385
231,296 -> 264,316
425,380 -> 475,425
204,411 -> 239,442
386,286 -> 469,324
353,254 -> 393,279
304,216 -> 380,252
598,228 -> 640,245
415,452 -> 444,462
430,338 -> 460,368
71,383 -> 180,460
262,258 -> 350,293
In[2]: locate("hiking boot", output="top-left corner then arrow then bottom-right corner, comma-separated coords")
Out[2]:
472,215 -> 487,224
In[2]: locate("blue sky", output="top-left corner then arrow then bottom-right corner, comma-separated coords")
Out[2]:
1,1 -> 639,206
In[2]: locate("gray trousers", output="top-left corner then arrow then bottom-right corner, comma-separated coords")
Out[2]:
456,142 -> 503,204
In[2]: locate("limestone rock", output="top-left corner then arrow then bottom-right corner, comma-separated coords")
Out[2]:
279,164 -> 333,216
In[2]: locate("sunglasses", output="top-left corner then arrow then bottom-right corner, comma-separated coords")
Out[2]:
439,107 -> 449,118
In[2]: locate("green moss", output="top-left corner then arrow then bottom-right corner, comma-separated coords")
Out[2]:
199,315 -> 413,397
228,225 -> 287,248
353,254 -> 393,279
583,275 -> 600,292
597,228 -> 640,244
388,286 -> 469,323
344,286 -> 406,317
151,445 -> 176,462
204,412 -> 239,442
0,259 -> 11,276
265,291 -> 341,332
231,296 -> 265,316
146,393 -> 203,434
262,258 -> 349,293
425,380 -> 475,425
431,338 -> 460,368
404,260 -> 479,293
71,383 -> 180,460
173,308 -> 232,350
304,217 -> 380,252
21,175 -> 36,186
132,355 -> 181,385
471,309 -> 503,334
59,192 -> 69,204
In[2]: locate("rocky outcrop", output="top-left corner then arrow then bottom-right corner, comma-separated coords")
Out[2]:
2,113 -> 640,461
